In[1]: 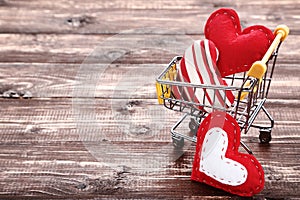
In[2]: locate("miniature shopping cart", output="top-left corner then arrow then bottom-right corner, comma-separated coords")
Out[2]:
156,25 -> 289,154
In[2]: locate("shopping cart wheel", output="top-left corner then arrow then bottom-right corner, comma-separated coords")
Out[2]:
189,118 -> 199,136
172,136 -> 184,149
259,129 -> 272,144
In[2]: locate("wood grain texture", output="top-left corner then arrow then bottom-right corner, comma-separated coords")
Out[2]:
0,0 -> 299,199
0,34 -> 299,64
0,98 -> 299,141
0,62 -> 299,99
0,99 -> 299,199
0,0 -> 298,34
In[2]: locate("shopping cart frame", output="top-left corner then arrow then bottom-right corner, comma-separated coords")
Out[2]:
155,25 -> 289,154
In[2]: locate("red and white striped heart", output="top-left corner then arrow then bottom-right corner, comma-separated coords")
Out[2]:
191,111 -> 265,197
172,39 -> 234,111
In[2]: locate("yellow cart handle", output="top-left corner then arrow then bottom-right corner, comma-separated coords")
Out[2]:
238,25 -> 289,100
247,25 -> 289,79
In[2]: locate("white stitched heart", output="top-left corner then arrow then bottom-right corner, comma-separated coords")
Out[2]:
199,127 -> 248,186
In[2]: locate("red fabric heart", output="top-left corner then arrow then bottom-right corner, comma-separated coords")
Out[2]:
205,8 -> 275,77
191,111 -> 265,197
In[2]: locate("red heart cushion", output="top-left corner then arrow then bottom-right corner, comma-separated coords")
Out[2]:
205,8 -> 275,77
191,111 -> 265,197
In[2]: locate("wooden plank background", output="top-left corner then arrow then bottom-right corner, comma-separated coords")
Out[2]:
0,0 -> 299,199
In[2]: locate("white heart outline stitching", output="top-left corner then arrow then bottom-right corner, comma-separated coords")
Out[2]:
199,127 -> 248,186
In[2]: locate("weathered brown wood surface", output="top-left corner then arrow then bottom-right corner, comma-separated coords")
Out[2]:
0,0 -> 299,199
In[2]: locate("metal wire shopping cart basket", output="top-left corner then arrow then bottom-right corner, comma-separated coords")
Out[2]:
155,25 -> 289,154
